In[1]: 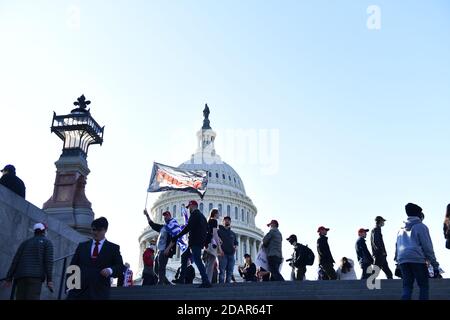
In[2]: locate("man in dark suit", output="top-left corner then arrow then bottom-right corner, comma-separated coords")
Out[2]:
67,217 -> 123,300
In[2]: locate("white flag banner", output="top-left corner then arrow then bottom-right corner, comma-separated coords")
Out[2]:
147,162 -> 208,198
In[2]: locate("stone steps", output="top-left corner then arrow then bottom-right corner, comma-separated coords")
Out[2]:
110,279 -> 450,300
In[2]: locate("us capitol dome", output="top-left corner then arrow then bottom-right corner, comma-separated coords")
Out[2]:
137,104 -> 264,280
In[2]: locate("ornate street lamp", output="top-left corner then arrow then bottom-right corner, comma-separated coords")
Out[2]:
50,94 -> 104,157
43,95 -> 104,236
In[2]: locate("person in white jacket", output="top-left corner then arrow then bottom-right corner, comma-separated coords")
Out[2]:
336,257 -> 357,280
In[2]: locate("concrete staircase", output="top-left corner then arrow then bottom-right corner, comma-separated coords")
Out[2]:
110,279 -> 450,300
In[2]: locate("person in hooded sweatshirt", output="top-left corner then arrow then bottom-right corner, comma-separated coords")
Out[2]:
395,203 -> 440,300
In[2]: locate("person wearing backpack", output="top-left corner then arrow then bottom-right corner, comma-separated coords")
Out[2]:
395,203 -> 440,300
286,234 -> 314,281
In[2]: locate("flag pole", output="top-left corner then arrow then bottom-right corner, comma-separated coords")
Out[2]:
144,192 -> 149,210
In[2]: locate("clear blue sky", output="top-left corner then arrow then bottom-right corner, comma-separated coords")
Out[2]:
1,0 -> 449,280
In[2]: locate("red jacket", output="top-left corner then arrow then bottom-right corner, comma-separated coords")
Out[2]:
143,248 -> 155,267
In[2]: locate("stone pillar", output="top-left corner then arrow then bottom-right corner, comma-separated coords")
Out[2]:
245,237 -> 250,256
43,154 -> 94,236
138,241 -> 146,275
238,235 -> 242,264
252,239 -> 257,260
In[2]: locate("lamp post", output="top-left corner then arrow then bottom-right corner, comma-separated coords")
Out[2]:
43,95 -> 104,236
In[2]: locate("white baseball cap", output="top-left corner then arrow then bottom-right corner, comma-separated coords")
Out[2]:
33,223 -> 46,231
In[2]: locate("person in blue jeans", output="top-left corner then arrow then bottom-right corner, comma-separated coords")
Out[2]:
395,203 -> 440,300
218,216 -> 238,283
167,200 -> 211,288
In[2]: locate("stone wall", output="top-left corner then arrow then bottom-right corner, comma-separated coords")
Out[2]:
0,185 -> 87,300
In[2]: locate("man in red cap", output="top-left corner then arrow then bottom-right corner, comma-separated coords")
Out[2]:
262,220 -> 284,281
168,200 -> 211,288
317,226 -> 337,280
355,228 -> 374,279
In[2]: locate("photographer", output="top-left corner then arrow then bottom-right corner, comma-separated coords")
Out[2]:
238,254 -> 257,282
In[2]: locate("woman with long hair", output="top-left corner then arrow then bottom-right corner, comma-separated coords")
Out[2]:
336,257 -> 357,280
204,209 -> 223,283
239,254 -> 257,282
444,204 -> 450,249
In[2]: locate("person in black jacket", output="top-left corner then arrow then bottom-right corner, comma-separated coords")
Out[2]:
5,223 -> 53,300
444,205 -> 450,249
317,226 -> 337,280
67,217 -> 123,300
356,228 -> 374,279
287,234 -> 307,281
0,164 -> 25,198
168,200 -> 211,288
371,216 -> 393,279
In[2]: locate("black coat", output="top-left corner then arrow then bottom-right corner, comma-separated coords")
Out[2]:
0,173 -> 25,198
239,263 -> 257,282
370,226 -> 387,257
356,237 -> 374,266
174,209 -> 207,247
317,235 -> 335,265
67,240 -> 123,300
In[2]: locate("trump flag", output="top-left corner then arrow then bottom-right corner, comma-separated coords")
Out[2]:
147,162 -> 208,199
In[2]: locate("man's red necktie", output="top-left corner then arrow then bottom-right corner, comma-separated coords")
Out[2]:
92,241 -> 100,259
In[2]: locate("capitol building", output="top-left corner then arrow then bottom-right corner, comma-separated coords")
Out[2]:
137,105 -> 264,280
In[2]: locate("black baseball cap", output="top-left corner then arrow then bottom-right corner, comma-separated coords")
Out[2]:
286,234 -> 297,242
1,164 -> 15,173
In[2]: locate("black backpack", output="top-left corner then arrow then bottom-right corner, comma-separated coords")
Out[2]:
295,244 -> 315,267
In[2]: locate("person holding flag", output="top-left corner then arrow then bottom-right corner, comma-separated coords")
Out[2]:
143,209 -> 187,285
145,162 -> 209,286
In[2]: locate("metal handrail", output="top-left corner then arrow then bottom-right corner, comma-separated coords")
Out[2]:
54,253 -> 74,263
56,253 -> 74,300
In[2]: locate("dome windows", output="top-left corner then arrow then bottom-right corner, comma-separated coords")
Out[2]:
235,207 -> 238,220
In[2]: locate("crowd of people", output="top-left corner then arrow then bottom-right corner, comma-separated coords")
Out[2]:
1,163 -> 449,300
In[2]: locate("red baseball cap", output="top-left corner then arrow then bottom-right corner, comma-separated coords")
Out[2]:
186,200 -> 198,208
317,226 -> 330,233
266,219 -> 279,227
358,228 -> 369,234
